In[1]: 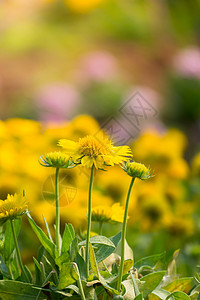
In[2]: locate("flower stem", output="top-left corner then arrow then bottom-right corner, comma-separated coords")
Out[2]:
85,165 -> 94,280
10,219 -> 29,282
55,167 -> 60,255
73,263 -> 86,300
117,177 -> 135,291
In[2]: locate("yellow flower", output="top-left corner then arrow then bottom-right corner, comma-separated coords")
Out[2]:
166,158 -> 189,179
58,133 -> 132,169
39,151 -> 74,169
65,0 -> 104,13
122,161 -> 152,180
91,203 -> 126,223
192,152 -> 200,177
0,193 -> 28,223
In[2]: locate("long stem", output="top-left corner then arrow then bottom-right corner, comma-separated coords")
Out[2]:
55,167 -> 60,255
117,177 -> 135,291
85,165 -> 94,279
73,263 -> 86,300
10,219 -> 29,282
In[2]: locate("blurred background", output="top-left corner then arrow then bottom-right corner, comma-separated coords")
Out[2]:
0,0 -> 200,276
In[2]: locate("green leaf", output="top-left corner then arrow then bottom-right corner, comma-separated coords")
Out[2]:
24,265 -> 33,283
166,291 -> 190,300
134,294 -> 143,300
134,253 -> 165,273
84,286 -> 98,300
79,235 -> 115,248
95,232 -> 121,263
149,288 -> 171,299
37,246 -> 45,262
123,259 -> 133,276
89,243 -> 120,295
33,257 -> 42,286
42,215 -> 53,242
0,280 -> 45,299
61,224 -> 75,254
27,214 -> 56,258
4,218 -> 21,261
89,243 -> 100,277
58,262 -> 78,290
55,252 -> 70,268
139,271 -> 166,297
0,257 -> 9,278
163,277 -> 194,294
70,237 -> 79,262
75,253 -> 86,281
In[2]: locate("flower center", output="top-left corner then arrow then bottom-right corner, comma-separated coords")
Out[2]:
79,136 -> 112,157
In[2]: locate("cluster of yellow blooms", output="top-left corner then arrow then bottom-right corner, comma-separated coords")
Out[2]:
0,115 -> 199,237
43,0 -> 105,13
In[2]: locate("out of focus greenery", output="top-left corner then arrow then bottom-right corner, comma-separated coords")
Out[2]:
0,0 -> 200,277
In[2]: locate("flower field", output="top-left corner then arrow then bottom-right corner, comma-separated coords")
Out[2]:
1,0 -> 200,298
0,116 -> 200,299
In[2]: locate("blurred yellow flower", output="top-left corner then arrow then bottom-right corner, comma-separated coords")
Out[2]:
58,133 -> 132,169
5,118 -> 41,138
166,217 -> 194,236
132,129 -> 187,167
166,158 -> 189,179
192,152 -> 200,177
91,203 -> 125,223
65,0 -> 104,13
0,193 -> 28,223
138,196 -> 171,231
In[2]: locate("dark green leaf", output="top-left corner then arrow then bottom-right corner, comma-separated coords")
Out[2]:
58,262 -> 78,290
62,224 -> 75,254
27,214 -> 56,258
79,236 -> 115,248
95,232 -> 121,263
134,253 -> 165,272
139,271 -> 166,297
33,257 -> 42,286
70,237 -> 79,262
75,253 -> 86,281
24,265 -> 33,283
4,218 -> 21,261
0,280 -> 46,299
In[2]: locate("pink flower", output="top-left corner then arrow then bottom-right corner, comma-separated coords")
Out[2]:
173,47 -> 200,79
81,51 -> 117,81
35,83 -> 80,122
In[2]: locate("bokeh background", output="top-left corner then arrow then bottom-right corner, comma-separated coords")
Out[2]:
0,0 -> 200,276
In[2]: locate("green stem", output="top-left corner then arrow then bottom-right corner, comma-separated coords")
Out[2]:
73,263 -> 86,300
85,165 -> 94,280
99,221 -> 103,235
117,177 -> 135,291
55,167 -> 60,255
10,219 -> 29,282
